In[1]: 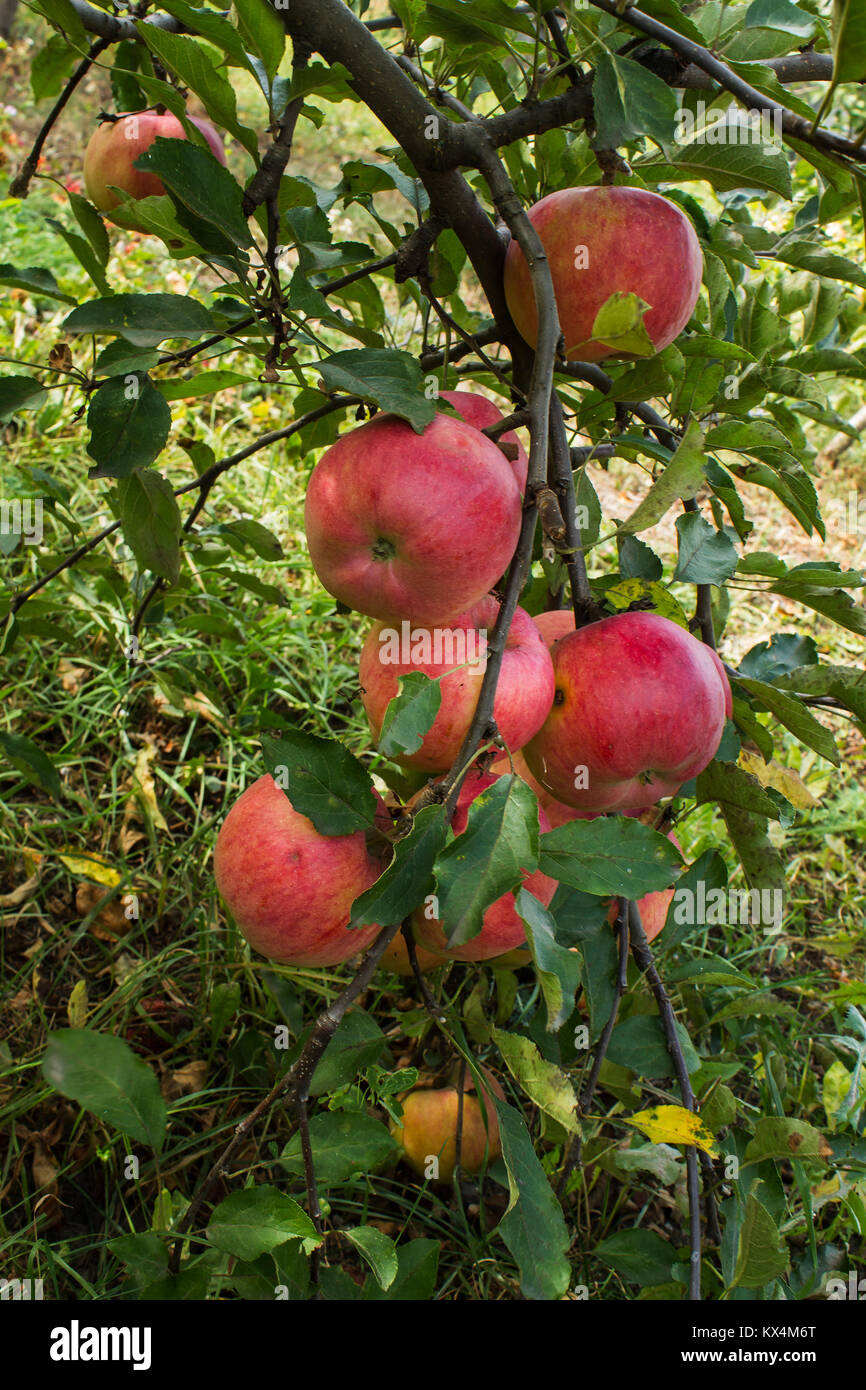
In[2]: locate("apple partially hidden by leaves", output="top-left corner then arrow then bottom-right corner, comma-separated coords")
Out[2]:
390,1066 -> 504,1182
83,109 -> 226,221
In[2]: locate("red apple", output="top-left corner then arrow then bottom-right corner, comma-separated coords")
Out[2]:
413,771 -> 557,961
304,412 -> 522,625
524,611 -> 732,812
359,596 -> 555,772
503,186 -> 703,362
532,608 -> 575,651
439,389 -> 529,493
83,109 -> 226,215
213,774 -> 384,967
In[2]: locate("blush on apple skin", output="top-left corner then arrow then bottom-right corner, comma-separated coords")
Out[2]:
438,389 -> 529,493
304,411 -> 522,626
391,1068 -> 504,1182
523,611 -> 732,813
359,595 -> 555,773
83,110 -> 226,212
504,185 -> 703,363
213,774 -> 383,967
412,770 -> 557,961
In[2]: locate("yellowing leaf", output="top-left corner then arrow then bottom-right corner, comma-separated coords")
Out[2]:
738,750 -> 818,810
604,579 -> 689,629
58,851 -> 123,887
621,1104 -> 719,1156
132,743 -> 168,832
67,979 -> 89,1028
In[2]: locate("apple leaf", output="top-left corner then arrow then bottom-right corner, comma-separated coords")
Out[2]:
743,1117 -> 830,1166
592,52 -> 679,150
43,1028 -> 166,1151
261,729 -> 377,835
318,349 -> 437,433
730,1190 -> 789,1289
492,1097 -> 571,1301
63,293 -> 215,347
590,291 -> 655,358
831,0 -> 866,84
434,775 -> 540,948
343,1226 -> 398,1291
361,1238 -> 439,1302
136,138 -> 254,250
696,759 -> 780,818
86,373 -> 171,478
720,804 -> 787,900
308,1011 -> 387,1096
594,1228 -> 675,1287
350,804 -> 448,927
116,468 -> 182,583
775,663 -> 866,724
595,419 -> 706,545
606,1014 -> 700,1078
539,817 -> 682,899
207,1186 -> 320,1261
733,675 -> 841,765
377,671 -> 442,758
674,511 -> 739,585
280,1112 -> 396,1184
0,731 -> 63,800
0,263 -> 77,304
0,375 -> 50,423
514,888 -> 583,1032
621,1105 -> 719,1157
493,1029 -> 578,1133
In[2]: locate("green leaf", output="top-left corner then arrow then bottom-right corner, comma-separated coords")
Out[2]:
344,1227 -> 398,1291
695,760 -> 781,819
720,805 -> 786,899
362,1238 -> 439,1301
44,217 -> 111,297
590,291 -> 655,358
309,1011 -> 387,1097
377,671 -> 442,758
831,0 -> 866,84
606,1015 -> 699,1078
493,1029 -> 578,1133
108,1233 -> 169,1287
206,518 -> 283,560
775,663 -> 866,723
318,349 -> 436,432
539,817 -> 682,899
595,1228 -> 675,1286
592,52 -> 679,148
738,633 -> 819,681
136,138 -> 253,249
63,294 -> 214,347
280,1112 -> 396,1185
43,1029 -> 166,1150
135,26 -> 258,156
602,419 -> 706,541
674,511 -> 739,584
734,675 -> 840,765
492,1098 -> 571,1301
646,141 -> 793,199
31,34 -> 79,101
0,375 -> 50,423
0,264 -> 76,304
743,1118 -> 829,1166
207,1187 -> 320,1260
86,374 -> 172,478
435,776 -> 540,948
730,1190 -> 789,1288
260,729 -> 377,835
232,0 -> 285,79
116,469 -> 182,583
515,888 -> 583,1032
0,731 -> 63,799
157,370 -> 250,401
350,805 -> 448,928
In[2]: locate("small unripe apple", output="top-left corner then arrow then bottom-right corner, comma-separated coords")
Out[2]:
438,389 -> 528,493
359,596 -> 555,773
390,1067 -> 504,1182
304,411 -> 522,625
504,185 -> 703,362
378,933 -> 445,976
213,774 -> 383,967
83,109 -> 226,219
